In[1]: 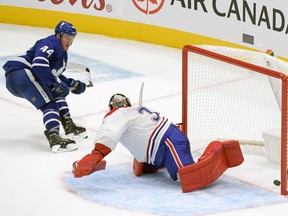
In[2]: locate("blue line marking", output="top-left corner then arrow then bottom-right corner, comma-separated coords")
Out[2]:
64,163 -> 288,216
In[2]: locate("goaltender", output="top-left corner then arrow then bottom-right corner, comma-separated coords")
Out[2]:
72,93 -> 244,192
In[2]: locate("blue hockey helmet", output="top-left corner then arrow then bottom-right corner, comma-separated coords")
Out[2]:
55,21 -> 77,36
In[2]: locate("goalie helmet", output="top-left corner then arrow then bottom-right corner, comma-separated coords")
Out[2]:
55,21 -> 77,36
108,93 -> 131,110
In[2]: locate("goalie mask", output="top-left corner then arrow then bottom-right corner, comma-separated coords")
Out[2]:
108,93 -> 131,110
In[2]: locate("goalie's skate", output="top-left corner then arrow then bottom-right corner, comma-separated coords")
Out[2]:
61,118 -> 88,139
44,130 -> 78,153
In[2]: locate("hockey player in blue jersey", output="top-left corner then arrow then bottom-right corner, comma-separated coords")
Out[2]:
2,21 -> 87,152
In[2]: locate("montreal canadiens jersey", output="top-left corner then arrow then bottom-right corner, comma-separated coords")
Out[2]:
94,106 -> 172,164
3,35 -> 68,87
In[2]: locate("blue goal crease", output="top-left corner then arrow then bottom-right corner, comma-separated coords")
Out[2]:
63,163 -> 288,216
0,53 -> 143,85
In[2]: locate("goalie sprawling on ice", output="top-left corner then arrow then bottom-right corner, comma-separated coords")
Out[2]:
72,94 -> 244,192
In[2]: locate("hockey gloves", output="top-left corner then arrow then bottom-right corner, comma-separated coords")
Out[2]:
73,152 -> 104,178
51,81 -> 69,98
73,143 -> 111,178
67,78 -> 86,94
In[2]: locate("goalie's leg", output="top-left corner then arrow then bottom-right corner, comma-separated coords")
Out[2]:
178,140 -> 244,192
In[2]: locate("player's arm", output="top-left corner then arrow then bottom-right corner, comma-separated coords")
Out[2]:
73,143 -> 111,178
73,110 -> 129,178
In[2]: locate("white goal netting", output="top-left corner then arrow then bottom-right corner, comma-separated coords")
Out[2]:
183,45 -> 288,154
182,45 -> 288,195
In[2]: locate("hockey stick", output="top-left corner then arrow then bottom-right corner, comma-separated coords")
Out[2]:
83,68 -> 93,87
139,82 -> 144,106
217,138 -> 264,146
66,62 -> 93,88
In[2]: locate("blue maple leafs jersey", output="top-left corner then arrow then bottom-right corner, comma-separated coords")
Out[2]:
3,35 -> 69,87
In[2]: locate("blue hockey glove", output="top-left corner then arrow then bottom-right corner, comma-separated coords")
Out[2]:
51,81 -> 69,98
68,78 -> 86,94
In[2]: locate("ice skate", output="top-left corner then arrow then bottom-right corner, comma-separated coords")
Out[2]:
61,117 -> 88,139
44,130 -> 77,153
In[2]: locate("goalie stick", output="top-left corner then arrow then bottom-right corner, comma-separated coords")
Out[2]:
216,138 -> 264,146
264,50 -> 282,110
139,82 -> 144,106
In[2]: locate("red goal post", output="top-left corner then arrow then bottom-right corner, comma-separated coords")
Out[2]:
182,45 -> 288,195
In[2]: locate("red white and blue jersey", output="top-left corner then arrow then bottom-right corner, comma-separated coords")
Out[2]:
94,106 -> 172,164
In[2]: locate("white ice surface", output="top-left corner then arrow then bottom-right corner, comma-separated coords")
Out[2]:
0,24 -> 288,216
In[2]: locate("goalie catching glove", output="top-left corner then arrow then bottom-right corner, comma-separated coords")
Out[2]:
67,78 -> 86,94
72,143 -> 111,178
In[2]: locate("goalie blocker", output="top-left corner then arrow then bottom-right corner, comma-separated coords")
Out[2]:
133,140 -> 244,193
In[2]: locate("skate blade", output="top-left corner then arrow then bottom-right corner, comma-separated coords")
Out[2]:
66,131 -> 88,139
51,144 -> 78,153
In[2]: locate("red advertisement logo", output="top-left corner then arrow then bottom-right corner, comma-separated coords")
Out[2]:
38,0 -> 110,11
132,0 -> 165,15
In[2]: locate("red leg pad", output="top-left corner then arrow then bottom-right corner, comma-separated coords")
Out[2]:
222,140 -> 244,167
178,141 -> 228,193
133,158 -> 144,177
133,158 -> 158,177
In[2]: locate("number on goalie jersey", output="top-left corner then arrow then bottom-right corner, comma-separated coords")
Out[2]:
2,21 -> 87,153
72,93 -> 244,192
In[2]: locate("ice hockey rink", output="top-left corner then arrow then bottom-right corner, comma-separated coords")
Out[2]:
1,23 -> 288,216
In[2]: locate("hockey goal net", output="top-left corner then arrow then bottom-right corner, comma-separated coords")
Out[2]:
182,45 -> 288,195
